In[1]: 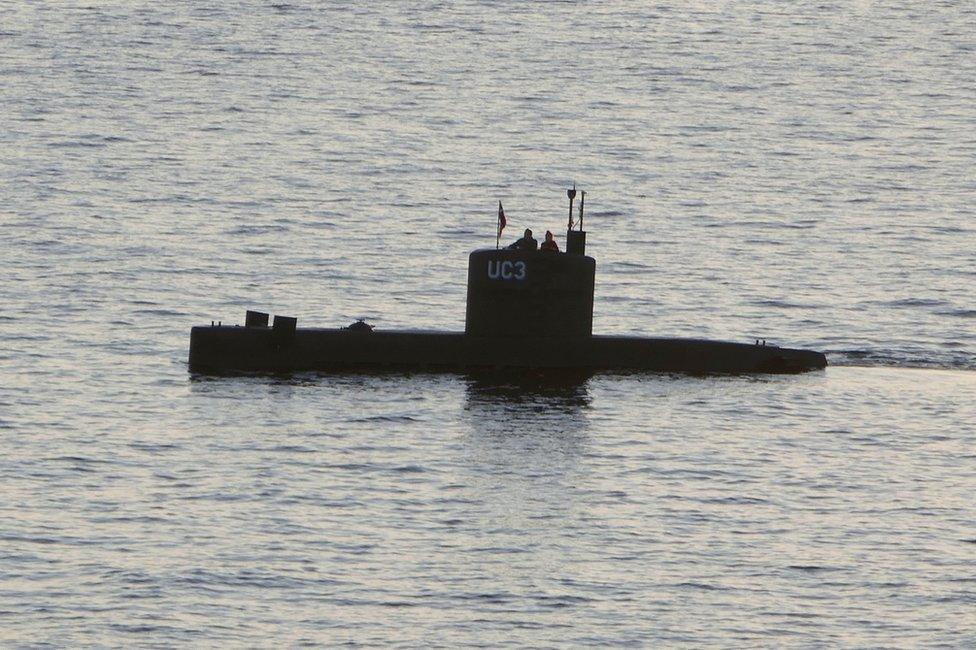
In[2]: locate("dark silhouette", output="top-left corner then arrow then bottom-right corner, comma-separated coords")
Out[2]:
508,228 -> 538,251
345,319 -> 374,333
540,230 -> 559,252
189,188 -> 827,375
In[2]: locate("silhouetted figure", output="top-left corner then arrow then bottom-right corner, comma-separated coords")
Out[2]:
508,228 -> 538,251
345,319 -> 373,333
540,230 -> 559,252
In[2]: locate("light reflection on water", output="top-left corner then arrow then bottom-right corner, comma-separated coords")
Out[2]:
4,358 -> 976,645
2,0 -> 976,645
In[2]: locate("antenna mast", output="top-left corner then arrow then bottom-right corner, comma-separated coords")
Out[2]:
578,190 -> 585,231
567,184 -> 576,230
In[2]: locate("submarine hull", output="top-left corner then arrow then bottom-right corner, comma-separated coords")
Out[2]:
189,326 -> 827,375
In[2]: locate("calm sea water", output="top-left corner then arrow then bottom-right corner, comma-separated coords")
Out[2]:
2,1 -> 975,646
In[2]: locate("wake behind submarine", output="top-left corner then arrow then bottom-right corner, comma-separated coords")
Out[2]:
188,189 -> 827,375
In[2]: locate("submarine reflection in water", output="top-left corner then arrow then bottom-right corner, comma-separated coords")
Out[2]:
188,195 -> 827,375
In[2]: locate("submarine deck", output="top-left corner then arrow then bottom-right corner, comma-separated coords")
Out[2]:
189,326 -> 827,374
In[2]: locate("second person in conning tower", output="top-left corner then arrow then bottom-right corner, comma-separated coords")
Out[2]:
540,230 -> 559,252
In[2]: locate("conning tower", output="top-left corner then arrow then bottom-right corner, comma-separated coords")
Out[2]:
465,187 -> 594,339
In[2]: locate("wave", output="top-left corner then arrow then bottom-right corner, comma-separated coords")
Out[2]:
827,348 -> 976,371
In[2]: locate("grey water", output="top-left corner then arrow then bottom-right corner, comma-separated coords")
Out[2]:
1,1 -> 974,646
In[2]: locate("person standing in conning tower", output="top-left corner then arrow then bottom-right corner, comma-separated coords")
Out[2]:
540,230 -> 559,252
508,228 -> 538,251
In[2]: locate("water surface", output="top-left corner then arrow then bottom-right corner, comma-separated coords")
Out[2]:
1,1 -> 974,646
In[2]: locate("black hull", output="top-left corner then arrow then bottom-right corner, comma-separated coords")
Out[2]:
188,327 -> 827,375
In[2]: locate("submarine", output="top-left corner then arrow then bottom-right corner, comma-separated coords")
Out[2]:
188,189 -> 827,375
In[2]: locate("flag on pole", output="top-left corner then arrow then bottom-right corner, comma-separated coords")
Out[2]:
496,201 -> 506,248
